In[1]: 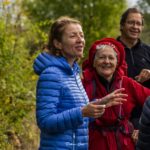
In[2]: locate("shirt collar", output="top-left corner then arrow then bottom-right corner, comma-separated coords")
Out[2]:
117,36 -> 141,49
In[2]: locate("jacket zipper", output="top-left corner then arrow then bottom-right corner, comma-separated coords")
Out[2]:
72,132 -> 75,150
129,49 -> 135,66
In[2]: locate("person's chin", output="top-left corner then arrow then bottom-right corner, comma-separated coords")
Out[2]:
129,34 -> 139,40
102,73 -> 112,78
76,52 -> 83,58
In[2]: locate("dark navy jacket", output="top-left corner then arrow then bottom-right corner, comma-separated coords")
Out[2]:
117,38 -> 150,88
117,38 -> 150,129
136,96 -> 150,150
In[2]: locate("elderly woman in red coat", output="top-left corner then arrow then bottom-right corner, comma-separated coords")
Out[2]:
82,38 -> 150,150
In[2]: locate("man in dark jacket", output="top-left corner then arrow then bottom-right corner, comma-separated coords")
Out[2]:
136,96 -> 150,150
117,7 -> 150,143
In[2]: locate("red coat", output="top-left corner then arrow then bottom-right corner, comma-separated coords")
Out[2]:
82,38 -> 150,150
82,69 -> 150,150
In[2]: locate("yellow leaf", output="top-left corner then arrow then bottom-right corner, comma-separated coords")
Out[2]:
3,0 -> 11,5
31,75 -> 37,80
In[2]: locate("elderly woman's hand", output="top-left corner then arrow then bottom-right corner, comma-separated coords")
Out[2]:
82,88 -> 127,118
131,129 -> 139,144
96,88 -> 127,107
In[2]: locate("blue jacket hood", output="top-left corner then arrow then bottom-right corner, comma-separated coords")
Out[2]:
33,52 -> 80,75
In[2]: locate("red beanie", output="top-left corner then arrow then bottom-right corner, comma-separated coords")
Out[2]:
87,38 -> 127,76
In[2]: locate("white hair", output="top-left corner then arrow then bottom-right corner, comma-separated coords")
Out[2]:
95,44 -> 117,58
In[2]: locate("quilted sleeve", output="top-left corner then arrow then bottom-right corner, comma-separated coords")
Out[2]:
36,68 -> 83,134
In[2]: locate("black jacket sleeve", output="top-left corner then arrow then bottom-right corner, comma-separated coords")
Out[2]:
136,96 -> 150,150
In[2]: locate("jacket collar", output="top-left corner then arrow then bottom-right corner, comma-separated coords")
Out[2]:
33,52 -> 80,75
117,36 -> 141,49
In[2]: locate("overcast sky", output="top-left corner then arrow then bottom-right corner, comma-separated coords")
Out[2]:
127,0 -> 138,7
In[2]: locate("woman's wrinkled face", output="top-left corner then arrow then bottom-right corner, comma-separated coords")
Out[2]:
54,23 -> 85,65
93,46 -> 118,82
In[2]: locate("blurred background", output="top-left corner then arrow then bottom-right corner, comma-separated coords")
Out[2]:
0,0 -> 150,149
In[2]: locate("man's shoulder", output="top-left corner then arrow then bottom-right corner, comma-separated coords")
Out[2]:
140,40 -> 150,49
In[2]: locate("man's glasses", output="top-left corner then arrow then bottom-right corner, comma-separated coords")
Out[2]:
126,20 -> 143,27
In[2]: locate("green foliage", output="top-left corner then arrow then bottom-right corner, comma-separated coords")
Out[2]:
22,0 -> 127,56
138,0 -> 150,43
0,0 -> 129,149
0,16 -> 39,150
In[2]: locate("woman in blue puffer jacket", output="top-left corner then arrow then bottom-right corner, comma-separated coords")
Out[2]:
136,96 -> 150,150
33,16 -> 127,150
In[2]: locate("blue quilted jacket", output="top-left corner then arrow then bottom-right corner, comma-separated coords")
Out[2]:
33,52 -> 89,150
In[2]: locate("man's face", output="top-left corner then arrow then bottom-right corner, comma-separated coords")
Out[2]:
121,13 -> 143,40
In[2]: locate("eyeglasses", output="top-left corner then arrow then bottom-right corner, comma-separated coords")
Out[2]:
126,20 -> 143,27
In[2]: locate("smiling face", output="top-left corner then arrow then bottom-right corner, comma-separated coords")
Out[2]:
121,13 -> 143,41
54,23 -> 85,66
93,45 -> 118,82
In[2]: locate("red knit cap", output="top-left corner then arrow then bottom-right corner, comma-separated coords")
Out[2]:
87,38 -> 127,76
